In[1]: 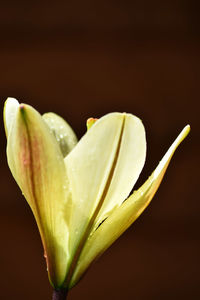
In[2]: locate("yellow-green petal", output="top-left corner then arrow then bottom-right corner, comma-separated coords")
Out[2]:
43,112 -> 78,157
65,113 -> 125,259
92,113 -> 146,230
69,125 -> 190,288
64,112 -> 146,283
6,103 -> 70,288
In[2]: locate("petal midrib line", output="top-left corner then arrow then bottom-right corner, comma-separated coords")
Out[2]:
65,115 -> 126,287
20,107 -> 41,221
19,107 -> 50,267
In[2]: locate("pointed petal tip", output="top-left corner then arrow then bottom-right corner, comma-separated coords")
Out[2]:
18,104 -> 25,114
16,104 -> 29,123
178,124 -> 190,141
19,104 -> 25,110
185,124 -> 191,133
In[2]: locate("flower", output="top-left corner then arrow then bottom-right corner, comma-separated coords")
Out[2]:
4,98 -> 190,290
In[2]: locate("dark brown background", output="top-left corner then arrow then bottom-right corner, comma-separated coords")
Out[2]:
0,1 -> 199,299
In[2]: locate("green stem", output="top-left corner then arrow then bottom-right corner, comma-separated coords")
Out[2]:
52,288 -> 68,300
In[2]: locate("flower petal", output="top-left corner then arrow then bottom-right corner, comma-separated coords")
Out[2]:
92,113 -> 146,229
65,113 -> 125,257
5,103 -> 70,288
64,112 -> 146,282
69,125 -> 190,288
43,112 -> 78,157
3,98 -> 19,137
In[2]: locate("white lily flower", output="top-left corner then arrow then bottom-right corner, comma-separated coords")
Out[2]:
4,98 -> 190,294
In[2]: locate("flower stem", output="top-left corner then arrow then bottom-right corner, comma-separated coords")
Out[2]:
52,288 -> 68,300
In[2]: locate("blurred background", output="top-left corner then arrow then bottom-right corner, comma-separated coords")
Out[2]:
0,1 -> 199,299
